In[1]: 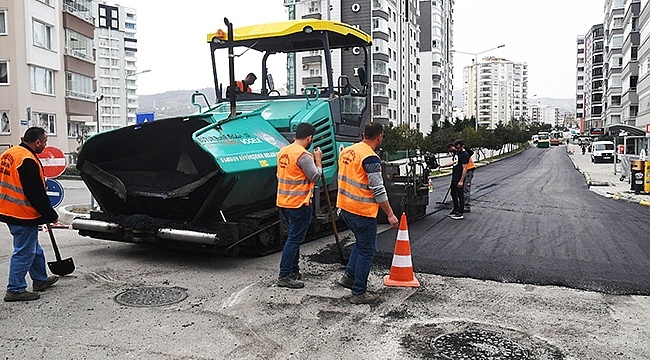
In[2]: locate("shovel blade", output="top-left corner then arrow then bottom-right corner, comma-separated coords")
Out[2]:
47,258 -> 75,276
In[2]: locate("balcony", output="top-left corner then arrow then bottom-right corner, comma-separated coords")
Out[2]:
65,47 -> 94,63
302,55 -> 322,65
302,76 -> 322,86
63,0 -> 94,24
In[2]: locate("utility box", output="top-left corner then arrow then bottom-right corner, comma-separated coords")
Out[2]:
631,160 -> 645,193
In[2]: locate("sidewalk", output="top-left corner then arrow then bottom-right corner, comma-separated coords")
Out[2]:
566,144 -> 650,206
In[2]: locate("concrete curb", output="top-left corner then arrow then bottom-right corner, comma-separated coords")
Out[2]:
567,151 -> 650,207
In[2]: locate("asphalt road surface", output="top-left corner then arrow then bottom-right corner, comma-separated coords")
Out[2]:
376,146 -> 650,295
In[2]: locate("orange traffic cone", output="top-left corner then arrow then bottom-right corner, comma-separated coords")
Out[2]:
384,213 -> 420,287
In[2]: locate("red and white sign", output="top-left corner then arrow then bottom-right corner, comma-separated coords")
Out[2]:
37,146 -> 67,178
646,123 -> 650,135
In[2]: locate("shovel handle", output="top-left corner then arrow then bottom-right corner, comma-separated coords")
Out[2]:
46,224 -> 63,262
321,175 -> 345,264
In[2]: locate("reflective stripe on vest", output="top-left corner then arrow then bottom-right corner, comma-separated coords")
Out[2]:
337,142 -> 380,218
0,146 -> 45,219
276,143 -> 313,208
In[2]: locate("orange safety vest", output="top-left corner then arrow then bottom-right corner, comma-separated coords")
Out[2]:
276,143 -> 314,208
0,146 -> 46,220
337,142 -> 380,218
235,81 -> 252,93
467,156 -> 475,170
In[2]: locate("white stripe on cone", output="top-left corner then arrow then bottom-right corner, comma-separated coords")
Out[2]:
397,230 -> 410,241
391,254 -> 413,268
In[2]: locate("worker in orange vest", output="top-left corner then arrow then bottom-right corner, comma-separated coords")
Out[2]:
454,139 -> 475,213
0,127 -> 59,302
336,122 -> 399,304
235,73 -> 257,93
275,123 -> 322,289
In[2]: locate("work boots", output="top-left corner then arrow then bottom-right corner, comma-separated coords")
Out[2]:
276,276 -> 304,289
4,290 -> 41,302
337,274 -> 354,289
33,276 -> 59,291
350,291 -> 380,304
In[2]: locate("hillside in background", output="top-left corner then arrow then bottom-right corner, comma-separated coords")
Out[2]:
139,88 -> 574,119
138,88 -> 216,119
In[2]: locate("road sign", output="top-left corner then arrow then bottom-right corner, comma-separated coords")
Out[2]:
646,123 -> 650,135
20,119 -> 28,126
37,146 -> 67,178
45,179 -> 64,208
136,112 -> 155,124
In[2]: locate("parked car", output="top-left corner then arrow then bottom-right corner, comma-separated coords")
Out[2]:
590,141 -> 616,163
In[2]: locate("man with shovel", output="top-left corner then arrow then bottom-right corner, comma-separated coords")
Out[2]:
0,127 -> 59,302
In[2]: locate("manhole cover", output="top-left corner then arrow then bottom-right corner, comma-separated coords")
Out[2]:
432,330 -> 530,359
114,286 -> 188,307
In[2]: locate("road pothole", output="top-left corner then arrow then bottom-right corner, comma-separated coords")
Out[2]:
114,286 -> 188,307
402,321 -> 565,359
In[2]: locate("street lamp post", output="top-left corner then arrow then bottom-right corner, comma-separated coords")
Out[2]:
453,45 -> 505,130
125,69 -> 151,124
95,94 -> 104,134
125,69 -> 151,80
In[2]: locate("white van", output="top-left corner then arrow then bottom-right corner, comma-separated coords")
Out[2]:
590,141 -> 616,163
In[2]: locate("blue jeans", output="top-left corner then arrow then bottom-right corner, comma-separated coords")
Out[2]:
279,204 -> 312,278
7,224 -> 48,293
341,210 -> 377,295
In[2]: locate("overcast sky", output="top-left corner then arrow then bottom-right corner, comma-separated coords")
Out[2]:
118,0 -> 605,99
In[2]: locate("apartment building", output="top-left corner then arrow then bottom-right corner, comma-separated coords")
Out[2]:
633,0 -> 650,148
583,23 -> 604,131
620,0 -> 641,126
0,0 -> 96,154
603,0 -> 626,128
576,36 -> 586,129
285,0 -> 425,131
418,0 -> 454,134
95,1 -> 139,132
462,56 -> 528,128
528,104 -> 560,127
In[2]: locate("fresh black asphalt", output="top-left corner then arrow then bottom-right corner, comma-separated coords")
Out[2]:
376,146 -> 650,295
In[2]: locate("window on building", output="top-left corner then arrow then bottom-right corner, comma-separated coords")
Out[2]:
612,35 -> 623,48
66,72 -> 94,100
0,9 -> 7,35
64,0 -> 94,22
0,60 -> 8,84
65,29 -> 94,62
372,17 -> 388,34
374,38 -> 388,54
611,95 -> 621,106
32,111 -> 56,134
373,60 -> 388,76
1,111 -> 10,134
373,83 -> 388,97
30,66 -> 53,94
613,17 -> 624,28
33,19 -> 53,50
372,0 -> 386,11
